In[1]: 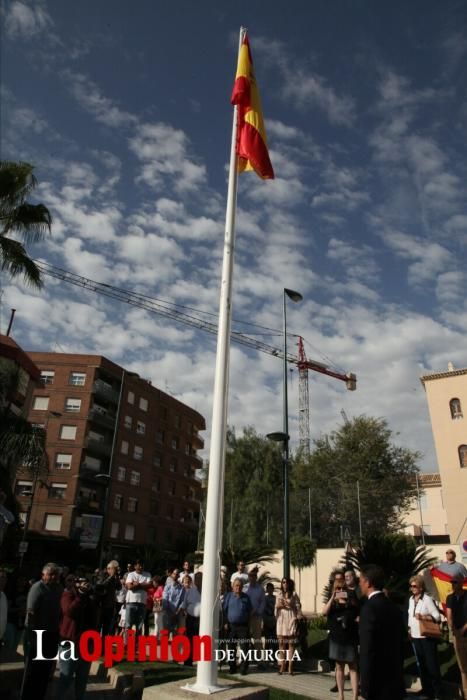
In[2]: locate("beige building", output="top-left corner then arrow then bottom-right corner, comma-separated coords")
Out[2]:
401,473 -> 449,542
421,364 -> 467,547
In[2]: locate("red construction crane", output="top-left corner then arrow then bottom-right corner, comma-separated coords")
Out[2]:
297,336 -> 356,454
34,260 -> 356,447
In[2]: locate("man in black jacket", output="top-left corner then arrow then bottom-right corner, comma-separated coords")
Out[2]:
359,565 -> 406,700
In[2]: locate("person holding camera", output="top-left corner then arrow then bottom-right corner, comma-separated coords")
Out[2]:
323,571 -> 359,700
95,560 -> 121,636
57,576 -> 99,700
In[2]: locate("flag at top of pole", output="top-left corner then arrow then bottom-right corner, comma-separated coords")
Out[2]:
231,32 -> 275,179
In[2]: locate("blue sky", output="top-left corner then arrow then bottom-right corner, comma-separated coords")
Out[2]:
2,0 -> 467,470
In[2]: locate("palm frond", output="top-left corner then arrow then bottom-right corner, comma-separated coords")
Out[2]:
0,235 -> 43,287
2,203 -> 52,241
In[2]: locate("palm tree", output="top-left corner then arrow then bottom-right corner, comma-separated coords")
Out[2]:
343,533 -> 437,604
0,161 -> 52,288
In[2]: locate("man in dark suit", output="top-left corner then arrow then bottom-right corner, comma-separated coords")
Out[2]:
359,564 -> 406,700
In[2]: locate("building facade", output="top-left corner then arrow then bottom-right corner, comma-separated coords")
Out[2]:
18,352 -> 205,563
421,364 -> 467,546
401,473 -> 449,543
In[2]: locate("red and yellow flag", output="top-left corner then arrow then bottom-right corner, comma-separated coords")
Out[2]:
430,567 -> 467,611
231,33 -> 274,180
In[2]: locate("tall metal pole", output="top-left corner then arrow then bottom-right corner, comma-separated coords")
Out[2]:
282,291 -> 290,579
281,288 -> 303,579
191,27 -> 244,694
357,480 -> 363,546
308,487 -> 312,541
415,473 -> 425,545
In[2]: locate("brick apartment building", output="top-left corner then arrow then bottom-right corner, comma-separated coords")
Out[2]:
17,351 -> 205,564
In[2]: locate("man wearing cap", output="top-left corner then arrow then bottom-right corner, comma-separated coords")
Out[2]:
438,549 -> 467,580
446,577 -> 467,699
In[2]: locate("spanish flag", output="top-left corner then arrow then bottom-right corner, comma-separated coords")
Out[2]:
430,567 -> 467,611
231,33 -> 274,180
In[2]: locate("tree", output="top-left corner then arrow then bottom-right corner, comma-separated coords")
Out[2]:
222,427 -> 284,550
290,535 -> 317,596
0,161 -> 52,288
0,363 -> 48,521
290,415 -> 421,547
344,533 -> 436,604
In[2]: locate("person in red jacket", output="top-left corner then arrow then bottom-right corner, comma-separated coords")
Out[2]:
57,577 -> 99,700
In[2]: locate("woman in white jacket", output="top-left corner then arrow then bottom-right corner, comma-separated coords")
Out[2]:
408,575 -> 442,700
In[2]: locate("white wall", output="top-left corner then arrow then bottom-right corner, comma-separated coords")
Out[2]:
256,543 -> 460,613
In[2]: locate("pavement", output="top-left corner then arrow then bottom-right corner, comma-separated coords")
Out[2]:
1,651 -> 460,700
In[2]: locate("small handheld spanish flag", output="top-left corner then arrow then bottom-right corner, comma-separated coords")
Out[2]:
231,33 -> 274,180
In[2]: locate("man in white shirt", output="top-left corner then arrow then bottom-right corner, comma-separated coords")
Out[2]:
230,561 -> 249,587
178,561 -> 194,583
125,560 -> 151,638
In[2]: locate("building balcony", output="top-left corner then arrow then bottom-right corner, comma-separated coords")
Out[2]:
92,379 -> 119,404
85,436 -> 112,457
89,405 -> 117,429
75,497 -> 102,510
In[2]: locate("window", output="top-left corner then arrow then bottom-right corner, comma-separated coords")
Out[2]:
55,453 -> 72,470
419,494 -> 428,511
187,421 -> 192,435
49,483 -> 67,499
110,522 -> 119,538
44,514 -> 62,532
161,406 -> 168,420
127,391 -> 135,405
152,478 -> 161,493
69,372 -> 86,386
169,460 -> 177,473
459,445 -> 467,468
156,431 -> 165,444
185,442 -> 192,455
139,397 -> 148,412
114,494 -> 123,510
133,445 -> 143,460
166,504 -> 174,519
128,497 -> 138,513
15,481 -> 33,497
65,398 -> 81,413
130,470 -> 140,486
41,370 -> 55,385
33,396 -> 49,411
153,454 -> 162,467
174,414 -> 181,428
169,481 -> 176,496
136,420 -> 146,435
88,430 -> 105,443
450,398 -> 463,420
60,425 -> 77,440
117,466 -> 126,482
171,437 -> 179,450
83,455 -> 101,471
121,440 -> 129,455
124,415 -> 132,429
124,524 -> 135,540
18,512 -> 27,525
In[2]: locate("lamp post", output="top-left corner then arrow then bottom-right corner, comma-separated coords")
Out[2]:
268,287 -> 303,579
20,410 -> 62,568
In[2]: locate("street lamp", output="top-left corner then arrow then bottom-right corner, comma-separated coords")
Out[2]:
20,410 -> 62,567
268,287 -> 303,580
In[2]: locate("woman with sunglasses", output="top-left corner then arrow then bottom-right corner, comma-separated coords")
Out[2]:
323,571 -> 359,700
275,577 -> 302,675
408,575 -> 442,700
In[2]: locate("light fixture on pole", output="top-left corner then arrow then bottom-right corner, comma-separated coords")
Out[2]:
268,287 -> 303,580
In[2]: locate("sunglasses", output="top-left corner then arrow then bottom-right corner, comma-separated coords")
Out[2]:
410,584 -> 418,588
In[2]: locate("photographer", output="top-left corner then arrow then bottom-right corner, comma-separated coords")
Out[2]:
57,576 -> 99,700
323,571 -> 360,700
95,560 -> 121,636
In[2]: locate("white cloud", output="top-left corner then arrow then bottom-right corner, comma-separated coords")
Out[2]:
129,122 -> 206,193
63,70 -> 137,128
4,1 -> 53,38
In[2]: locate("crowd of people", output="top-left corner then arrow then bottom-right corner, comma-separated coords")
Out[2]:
0,550 -> 466,700
323,554 -> 467,700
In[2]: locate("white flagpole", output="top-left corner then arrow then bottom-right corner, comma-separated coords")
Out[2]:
189,26 -> 246,694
